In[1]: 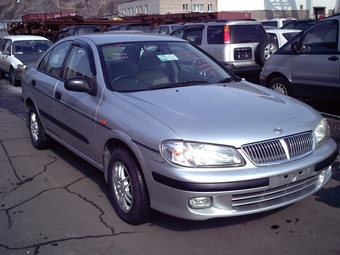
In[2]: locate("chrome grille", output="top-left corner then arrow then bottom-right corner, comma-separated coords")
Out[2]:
241,132 -> 314,165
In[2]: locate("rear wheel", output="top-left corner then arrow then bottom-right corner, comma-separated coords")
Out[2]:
268,77 -> 293,96
28,105 -> 50,149
108,148 -> 150,225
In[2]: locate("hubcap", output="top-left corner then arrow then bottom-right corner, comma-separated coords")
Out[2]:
264,44 -> 277,59
271,83 -> 288,95
30,112 -> 39,142
113,162 -> 133,212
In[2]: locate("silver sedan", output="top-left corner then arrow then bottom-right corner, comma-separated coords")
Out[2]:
21,32 -> 337,225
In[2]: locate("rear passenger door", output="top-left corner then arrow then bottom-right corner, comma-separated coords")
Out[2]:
291,20 -> 339,100
31,41 -> 71,134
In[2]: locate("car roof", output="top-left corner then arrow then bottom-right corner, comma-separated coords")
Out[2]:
58,32 -> 187,45
183,19 -> 261,25
2,35 -> 49,41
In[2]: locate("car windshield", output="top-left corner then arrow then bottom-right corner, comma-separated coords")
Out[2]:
13,40 -> 51,55
101,41 -> 233,92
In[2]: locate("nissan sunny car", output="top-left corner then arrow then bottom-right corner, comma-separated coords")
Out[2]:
21,32 -> 337,225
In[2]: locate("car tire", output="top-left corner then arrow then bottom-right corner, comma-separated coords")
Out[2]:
255,39 -> 278,66
10,68 -> 20,86
108,148 -> 150,225
268,77 -> 293,96
0,69 -> 6,79
28,105 -> 50,149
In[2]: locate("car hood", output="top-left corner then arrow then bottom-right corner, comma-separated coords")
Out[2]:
116,81 -> 320,147
14,53 -> 42,65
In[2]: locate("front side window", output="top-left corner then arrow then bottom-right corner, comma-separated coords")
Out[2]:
300,20 -> 338,53
64,45 -> 92,84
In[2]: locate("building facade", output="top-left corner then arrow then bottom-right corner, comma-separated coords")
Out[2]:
117,0 -> 337,20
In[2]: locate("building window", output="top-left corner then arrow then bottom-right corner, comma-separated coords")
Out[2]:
145,5 -> 148,14
193,4 -> 204,12
208,4 -> 213,11
183,4 -> 188,11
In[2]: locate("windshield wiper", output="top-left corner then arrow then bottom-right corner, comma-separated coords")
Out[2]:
147,80 -> 210,90
217,78 -> 236,83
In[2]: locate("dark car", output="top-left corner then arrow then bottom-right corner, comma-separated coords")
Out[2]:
107,23 -> 153,32
53,25 -> 103,42
281,19 -> 319,30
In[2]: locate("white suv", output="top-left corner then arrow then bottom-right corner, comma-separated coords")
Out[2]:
171,19 -> 278,83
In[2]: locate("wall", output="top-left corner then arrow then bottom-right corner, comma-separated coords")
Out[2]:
118,0 -> 336,19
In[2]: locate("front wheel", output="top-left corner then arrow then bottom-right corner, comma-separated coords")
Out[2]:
28,105 -> 50,149
108,148 -> 150,225
0,69 -> 6,79
268,77 -> 293,96
10,68 -> 20,86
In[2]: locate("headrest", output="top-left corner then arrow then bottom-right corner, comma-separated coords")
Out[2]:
139,51 -> 161,67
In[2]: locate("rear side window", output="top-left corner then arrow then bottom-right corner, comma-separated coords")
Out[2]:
207,26 -> 224,44
38,41 -> 71,77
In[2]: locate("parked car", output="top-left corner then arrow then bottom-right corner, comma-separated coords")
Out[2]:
21,33 -> 337,225
265,28 -> 301,48
260,14 -> 340,101
151,24 -> 181,35
281,19 -> 319,30
259,17 -> 297,28
107,23 -> 153,33
53,25 -> 103,42
0,35 -> 52,86
171,19 -> 278,83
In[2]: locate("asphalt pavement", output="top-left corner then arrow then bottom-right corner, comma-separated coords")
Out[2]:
1,77 -> 340,254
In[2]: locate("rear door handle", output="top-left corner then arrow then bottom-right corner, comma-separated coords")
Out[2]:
328,56 -> 339,61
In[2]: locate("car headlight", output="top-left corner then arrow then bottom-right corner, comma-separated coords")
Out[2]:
314,118 -> 330,148
161,140 -> 245,167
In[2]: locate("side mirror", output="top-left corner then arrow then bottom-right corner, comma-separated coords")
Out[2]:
64,77 -> 97,96
291,41 -> 299,53
2,50 -> 10,55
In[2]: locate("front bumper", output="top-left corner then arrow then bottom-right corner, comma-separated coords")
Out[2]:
144,139 -> 337,220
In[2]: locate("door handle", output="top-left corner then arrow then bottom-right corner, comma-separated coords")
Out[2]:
54,91 -> 61,100
328,56 -> 339,61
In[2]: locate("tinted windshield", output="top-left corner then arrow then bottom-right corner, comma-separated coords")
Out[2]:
13,40 -> 52,54
101,41 -> 232,92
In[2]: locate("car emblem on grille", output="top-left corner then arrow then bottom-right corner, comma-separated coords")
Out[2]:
273,127 -> 283,134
